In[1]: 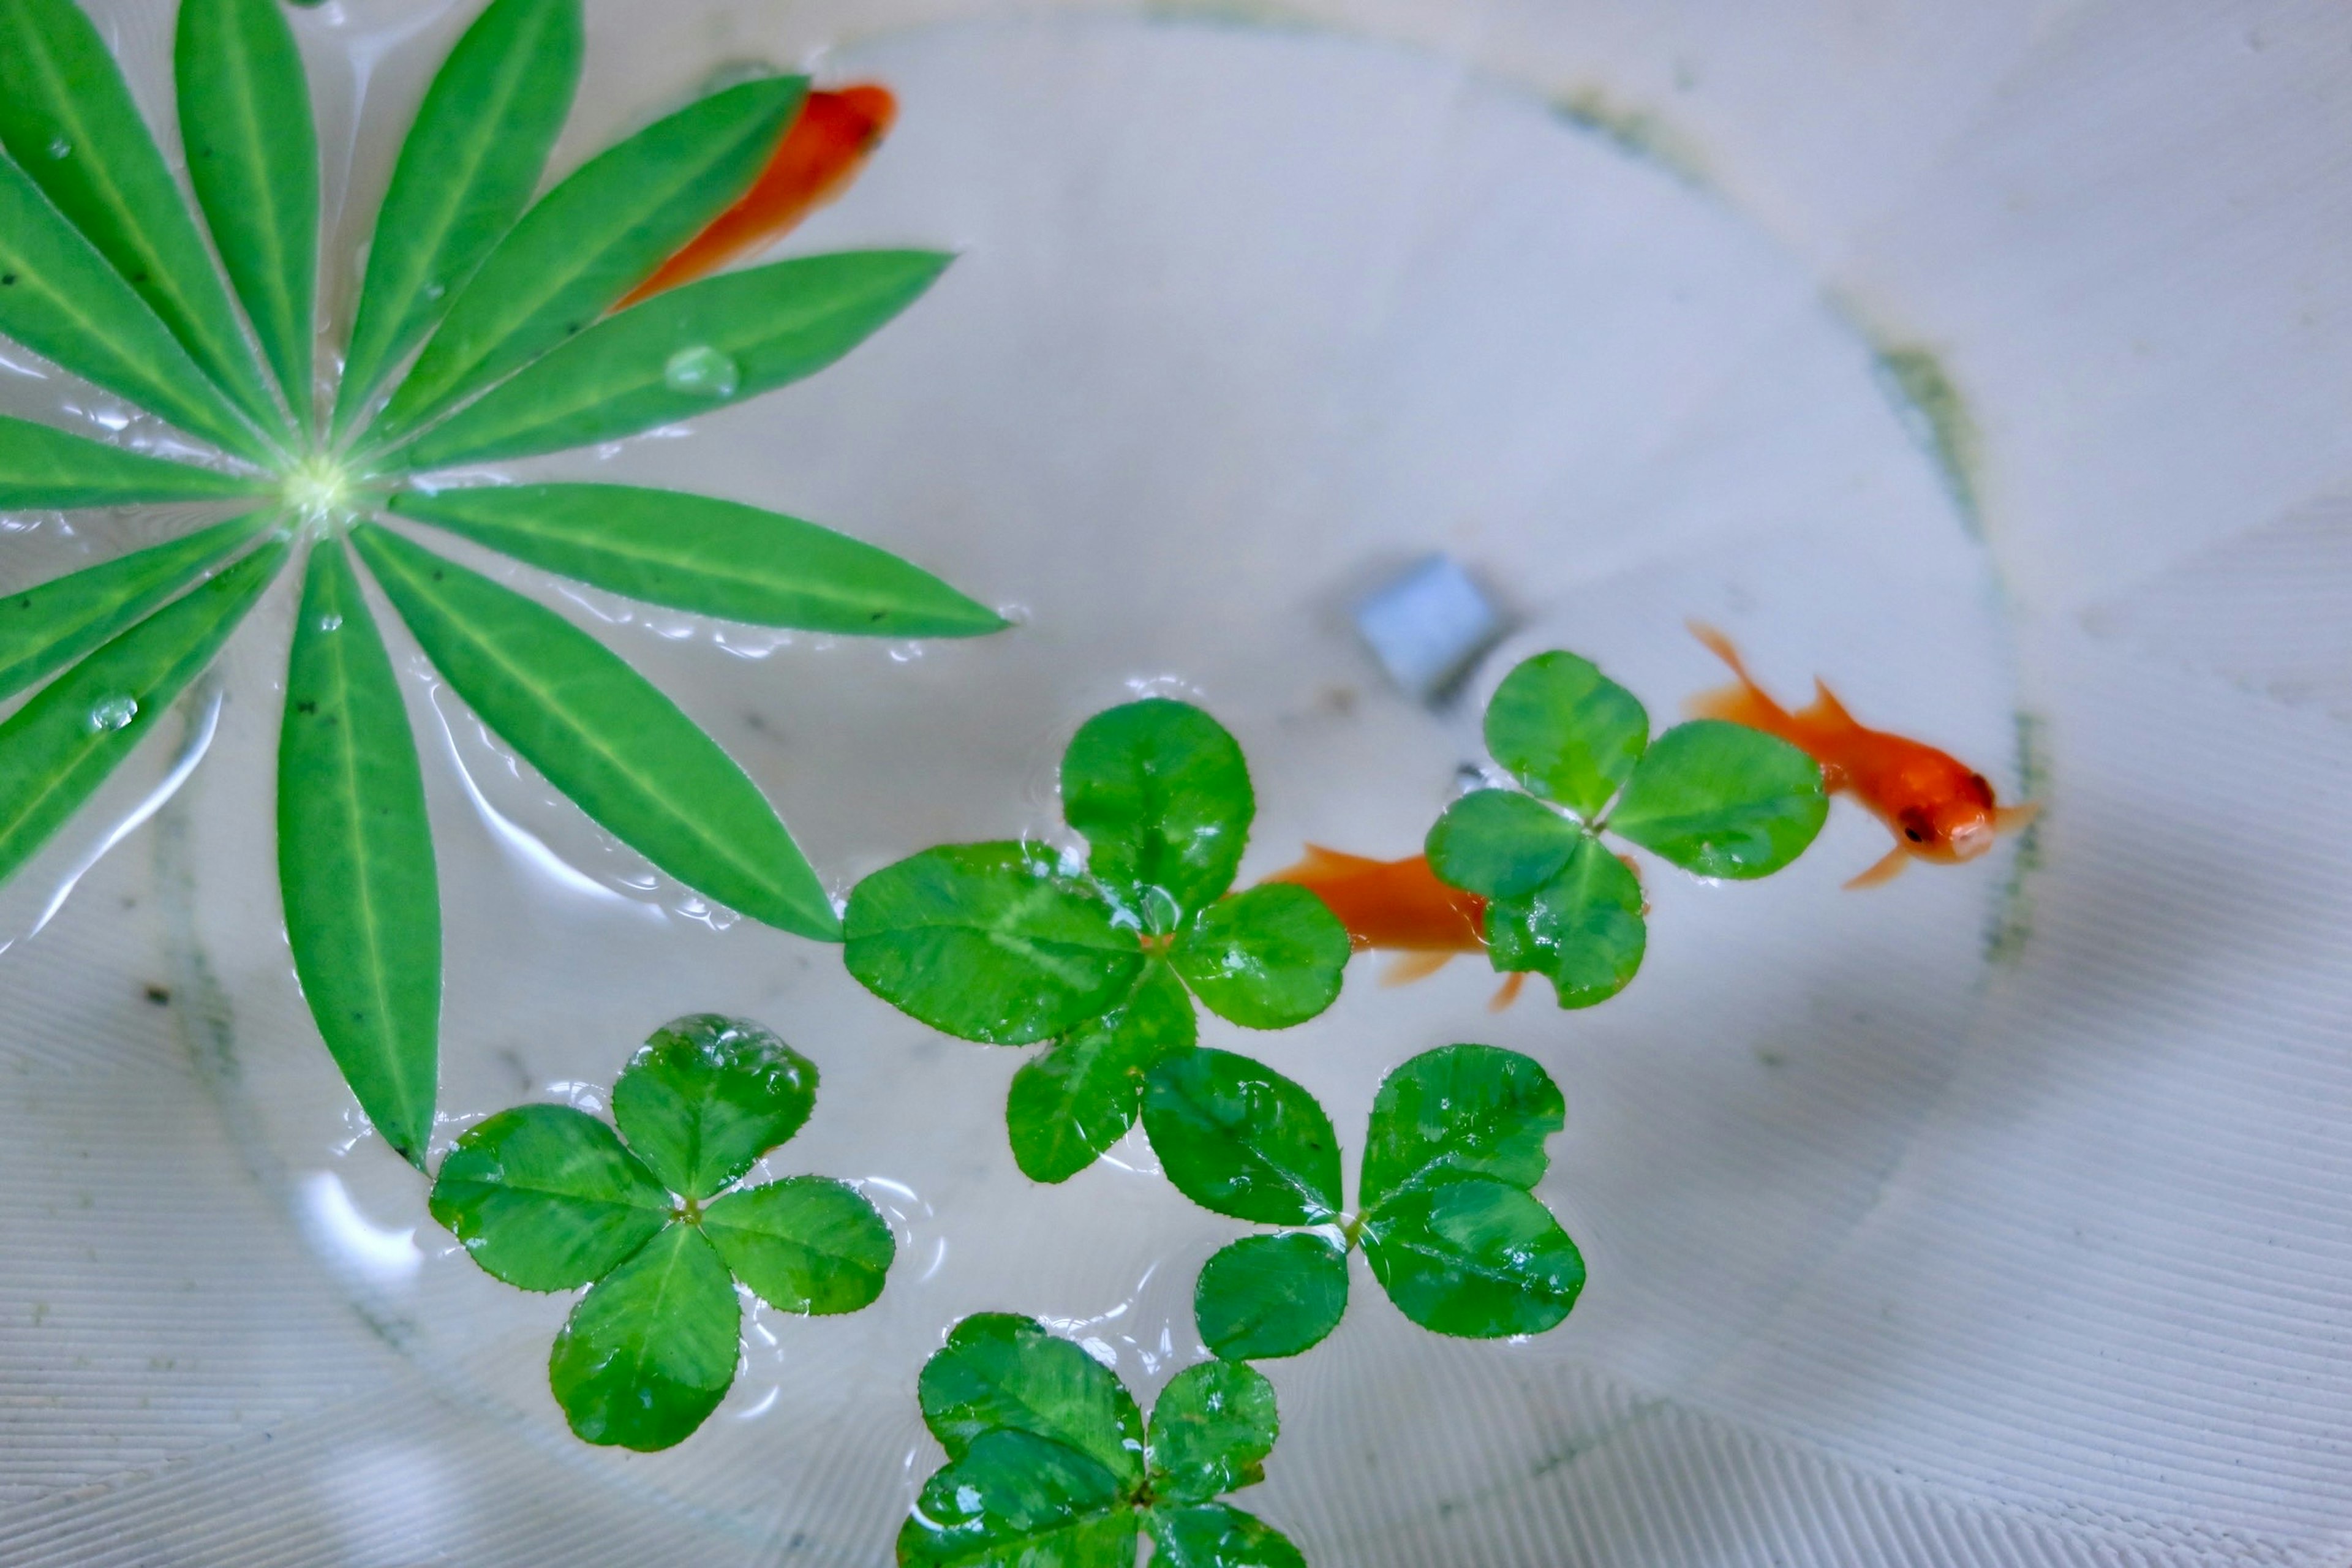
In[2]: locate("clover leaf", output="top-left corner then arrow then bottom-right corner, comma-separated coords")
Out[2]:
846,700 -> 1351,1183
430,1014 -> 891,1450
1156,1045 -> 1582,1360
901,1313 -> 1303,1567
0,0 -> 1001,1167
1426,650 -> 1826,1008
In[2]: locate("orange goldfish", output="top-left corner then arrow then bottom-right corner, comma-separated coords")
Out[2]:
620,83 -> 898,309
1265,846 -> 1529,1009
1687,620 -> 2037,889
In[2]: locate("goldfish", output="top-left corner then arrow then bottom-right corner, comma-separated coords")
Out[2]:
1686,620 -> 2037,889
620,83 -> 898,309
1265,846 -> 1530,1009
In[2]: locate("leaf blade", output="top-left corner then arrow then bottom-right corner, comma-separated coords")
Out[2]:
1147,1504 -> 1306,1568
1358,1044 -> 1563,1213
1482,835 -> 1646,1009
426,1102 -> 673,1291
609,1012 -> 816,1200
1483,650 -> 1648,820
279,539 -> 440,1164
0,413 -> 270,509
1360,1175 -> 1585,1339
350,522 -> 839,939
1061,699 -> 1252,930
548,1221 -> 739,1450
1423,787 -> 1581,899
1193,1232 -> 1348,1363
1167,884 -> 1349,1031
917,1313 -> 1145,1488
898,1429 -> 1136,1568
702,1174 -> 892,1315
1147,1360 -> 1278,1506
1007,959 -> 1194,1184
1608,718 -> 1828,879
1141,1049 -> 1341,1227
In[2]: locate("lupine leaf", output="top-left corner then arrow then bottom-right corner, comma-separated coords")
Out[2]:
333,0 -> 582,438
373,77 -> 804,440
392,249 -> 950,469
548,1221 -> 739,1450
0,533 -> 283,888
390,483 -> 1004,638
1358,1045 -> 1562,1213
844,842 -> 1142,1046
1167,884 -> 1348,1030
0,0 -> 284,438
1061,698 -> 1251,931
0,414 -> 270,509
1006,959 -> 1194,1183
1142,1050 -> 1341,1227
1147,1504 -> 1306,1568
1147,1360 -> 1277,1505
702,1174 -> 892,1314
897,1428 -> 1136,1568
1483,835 -> 1646,1008
609,1013 -> 816,1200
427,1102 -> 673,1291
918,1313 -> 1145,1488
350,523 -> 838,940
279,540 -> 440,1165
175,0 -> 318,423
1607,718 -> 1828,878
1360,1175 -> 1584,1338
0,510 -> 267,704
0,157 -> 272,462
1423,787 -> 1582,899
1193,1232 -> 1348,1363
1483,651 -> 1648,820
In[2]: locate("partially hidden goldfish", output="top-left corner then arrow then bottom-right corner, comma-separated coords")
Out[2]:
620,83 -> 898,309
1686,620 -> 2037,889
1264,846 -> 1529,1009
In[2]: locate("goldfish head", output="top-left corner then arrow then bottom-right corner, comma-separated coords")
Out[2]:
1893,772 -> 2001,864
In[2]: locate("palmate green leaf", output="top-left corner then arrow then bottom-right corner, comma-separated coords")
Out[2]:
279,540 -> 440,1166
1147,1360 -> 1277,1506
918,1313 -> 1146,1488
1168,884 -> 1348,1031
1147,1504 -> 1306,1568
1608,718 -> 1828,878
0,510 -> 268,704
1061,699 -> 1251,930
0,533 -> 283,888
1423,787 -> 1581,899
898,1428 -> 1136,1568
0,157 -> 272,462
0,415 -> 269,509
1485,835 -> 1646,1010
390,483 -> 1004,638
548,1221 -> 740,1450
1193,1232 -> 1348,1362
373,77 -> 805,441
1008,959 -> 1194,1184
391,250 -> 952,470
610,1013 -> 816,1200
1360,1175 -> 1584,1339
176,0 -> 318,423
1359,1045 -> 1562,1213
1142,1050 -> 1341,1227
333,0 -> 582,439
703,1174 -> 892,1314
845,842 -> 1142,1046
1484,650 -> 1648,821
0,0 -> 283,439
351,523 -> 838,940
427,1103 -> 673,1291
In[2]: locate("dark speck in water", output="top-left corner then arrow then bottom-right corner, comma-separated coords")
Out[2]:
143,984 -> 171,1006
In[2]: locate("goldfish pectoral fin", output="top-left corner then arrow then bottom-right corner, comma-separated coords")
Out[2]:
1381,951 -> 1455,987
1994,802 -> 2043,835
1489,971 -> 1528,1011
1843,843 -> 1913,890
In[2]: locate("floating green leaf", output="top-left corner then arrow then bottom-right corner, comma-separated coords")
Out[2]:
1143,1049 -> 1342,1227
1482,837 -> 1646,1009
390,483 -> 1005,637
375,76 -> 805,440
279,540 -> 440,1166
898,1428 -> 1136,1568
1358,1044 -> 1563,1212
918,1311 -> 1145,1488
1007,959 -> 1195,1184
610,1013 -> 816,1200
1359,1176 -> 1585,1338
0,0 -> 283,437
1608,718 -> 1827,878
352,523 -> 838,940
1168,884 -> 1349,1030
703,1175 -> 892,1315
1147,1504 -> 1308,1568
333,0 -> 582,437
1423,787 -> 1581,899
0,535 -> 283,888
392,250 -> 951,469
175,0 -> 318,421
1483,650 -> 1646,820
0,415 -> 270,510
1062,698 -> 1252,930
1147,1360 -> 1278,1506
845,843 -> 1141,1045
1193,1232 -> 1348,1363
548,1221 -> 739,1450
428,1104 -> 673,1291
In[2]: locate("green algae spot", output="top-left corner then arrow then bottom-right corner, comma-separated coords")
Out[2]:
1985,709 -> 2049,965
1873,343 -> 1983,537
1551,88 -> 1708,188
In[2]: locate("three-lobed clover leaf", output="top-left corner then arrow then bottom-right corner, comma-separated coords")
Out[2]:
1153,1045 -> 1584,1360
429,1014 -> 891,1450
1426,650 -> 1827,1008
845,699 -> 1352,1184
0,0 -> 1001,1169
900,1313 -> 1303,1567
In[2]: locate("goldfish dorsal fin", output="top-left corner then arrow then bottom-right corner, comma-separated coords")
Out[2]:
1801,679 -> 1859,729
1843,843 -> 1913,889
1381,951 -> 1455,987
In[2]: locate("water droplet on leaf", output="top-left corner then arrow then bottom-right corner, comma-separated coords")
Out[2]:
317,613 -> 342,632
88,695 -> 137,732
46,139 -> 70,159
663,344 -> 740,399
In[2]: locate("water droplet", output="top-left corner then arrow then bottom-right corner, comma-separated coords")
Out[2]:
46,138 -> 70,159
316,613 -> 343,632
422,281 -> 446,301
663,344 -> 740,399
88,695 -> 137,733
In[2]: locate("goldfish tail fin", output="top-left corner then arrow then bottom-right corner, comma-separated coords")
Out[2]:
1489,971 -> 1528,1011
1994,802 -> 2041,836
1265,843 -> 1382,886
1381,951 -> 1455,987
1684,620 -> 1796,731
1844,843 -> 1913,889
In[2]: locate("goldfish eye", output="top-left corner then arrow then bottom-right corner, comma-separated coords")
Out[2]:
1904,827 -> 1924,843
